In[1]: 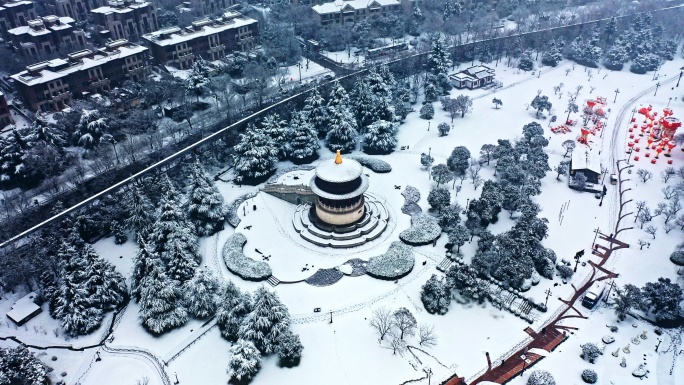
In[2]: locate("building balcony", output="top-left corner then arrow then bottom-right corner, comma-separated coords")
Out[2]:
208,44 -> 224,53
51,91 -> 72,102
316,196 -> 364,214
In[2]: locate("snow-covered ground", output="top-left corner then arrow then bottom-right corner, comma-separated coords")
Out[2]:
2,54 -> 684,385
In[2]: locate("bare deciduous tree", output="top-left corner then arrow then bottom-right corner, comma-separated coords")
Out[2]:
661,167 -> 675,183
645,225 -> 657,239
386,330 -> 406,355
369,307 -> 394,341
636,169 -> 653,183
393,307 -> 417,340
419,324 -> 438,348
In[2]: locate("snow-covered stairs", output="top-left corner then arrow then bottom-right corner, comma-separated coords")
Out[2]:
267,275 -> 280,287
436,257 -> 453,272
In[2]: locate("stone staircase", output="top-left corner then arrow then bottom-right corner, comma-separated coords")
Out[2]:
266,275 -> 281,287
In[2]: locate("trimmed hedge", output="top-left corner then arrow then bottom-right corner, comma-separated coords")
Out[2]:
222,233 -> 271,281
366,242 -> 415,280
670,251 -> 684,266
399,213 -> 441,246
347,156 -> 392,173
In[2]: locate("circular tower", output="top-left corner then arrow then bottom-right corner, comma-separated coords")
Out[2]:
309,151 -> 369,226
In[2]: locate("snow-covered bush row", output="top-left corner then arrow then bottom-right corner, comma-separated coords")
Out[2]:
305,268 -> 344,286
401,186 -> 422,215
226,192 -> 258,227
347,156 -> 392,173
366,242 -> 415,280
222,233 -> 272,281
399,213 -> 441,246
340,258 -> 367,277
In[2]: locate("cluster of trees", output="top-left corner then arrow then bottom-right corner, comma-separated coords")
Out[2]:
218,284 -> 302,381
368,306 -> 437,355
633,167 -> 684,239
0,346 -> 51,385
421,263 -> 488,315
233,64 -> 410,182
612,278 -> 683,322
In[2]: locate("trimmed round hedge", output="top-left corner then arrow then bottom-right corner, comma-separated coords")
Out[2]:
670,250 -> 684,266
222,233 -> 272,281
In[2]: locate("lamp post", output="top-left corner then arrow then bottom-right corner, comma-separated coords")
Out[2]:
428,121 -> 431,131
614,88 -> 620,103
654,82 -> 661,96
174,372 -> 180,385
677,70 -> 683,87
656,338 -> 663,352
592,227 -> 600,248
297,63 -> 302,82
544,289 -> 552,307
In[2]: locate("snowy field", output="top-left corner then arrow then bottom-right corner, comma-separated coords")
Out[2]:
2,54 -> 684,385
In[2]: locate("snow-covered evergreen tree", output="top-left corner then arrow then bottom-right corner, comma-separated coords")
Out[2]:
233,123 -> 280,183
131,236 -> 162,301
183,269 -> 220,319
165,237 -> 199,283
51,243 -> 104,335
76,109 -> 107,148
277,330 -> 303,367
541,39 -> 564,67
227,339 -> 262,383
327,80 -> 350,114
138,261 -> 189,334
518,51 -> 534,71
150,194 -> 200,273
216,281 -> 253,341
25,112 -> 66,147
239,287 -> 291,354
288,111 -> 320,162
325,102 -> 358,153
580,26 -> 603,67
302,87 -> 327,137
185,56 -> 210,101
0,346 -> 51,385
630,53 -> 660,74
363,120 -> 397,154
604,38 -> 629,70
0,130 -> 29,185
81,244 -> 127,311
351,77 -> 375,129
426,37 -> 452,76
420,274 -> 451,315
186,160 -> 226,236
124,186 -> 156,237
261,113 -> 289,160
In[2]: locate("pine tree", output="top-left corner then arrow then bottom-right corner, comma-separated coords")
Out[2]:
187,160 -> 226,236
25,112 -> 66,147
239,287 -> 291,354
277,330 -> 303,367
518,51 -> 534,71
326,80 -> 350,115
150,195 -> 201,276
302,87 -> 327,137
165,237 -> 199,283
76,109 -> 107,148
183,269 -> 220,319
52,244 -> 104,335
420,274 -> 451,315
426,37 -> 452,76
541,39 -> 563,67
138,261 -> 189,334
131,236 -> 162,301
288,111 -> 320,162
233,123 -> 280,183
216,281 -> 253,341
603,42 -> 629,70
351,78 -> 375,129
261,113 -> 289,160
227,339 -> 262,383
581,26 -> 603,67
185,56 -> 210,101
363,120 -> 397,154
0,130 -> 29,185
325,103 -> 358,153
125,186 -> 157,237
81,244 -> 127,311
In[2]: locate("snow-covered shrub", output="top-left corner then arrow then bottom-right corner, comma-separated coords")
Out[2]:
401,186 -> 422,215
669,250 -> 684,266
519,279 -> 532,292
630,53 -> 660,74
557,264 -> 574,279
226,192 -> 258,228
420,104 -> 434,119
183,269 -> 220,319
227,339 -> 261,383
580,343 -> 601,363
305,268 -> 344,286
366,242 -> 415,280
277,330 -> 303,367
222,233 -> 272,281
0,346 -> 51,385
581,369 -> 597,384
399,213 -> 441,246
421,274 -> 451,315
531,270 -> 541,286
347,156 -> 392,173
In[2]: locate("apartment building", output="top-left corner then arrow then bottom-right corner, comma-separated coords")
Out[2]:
187,0 -> 235,17
0,92 -> 14,128
90,0 -> 157,41
8,15 -> 87,60
142,11 -> 258,69
311,0 -> 410,26
11,39 -> 149,112
0,0 -> 37,36
44,0 -> 108,23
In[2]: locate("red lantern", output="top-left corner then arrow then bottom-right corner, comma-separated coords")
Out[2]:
629,133 -> 634,138
635,138 -> 640,143
651,159 -> 657,164
631,118 -> 636,123
645,153 -> 650,157
634,156 -> 640,161
635,147 -> 641,152
667,159 -> 673,164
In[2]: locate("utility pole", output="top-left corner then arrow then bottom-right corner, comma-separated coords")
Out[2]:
656,338 -> 663,352
573,249 -> 584,272
592,227 -> 601,247
613,88 -> 619,103
329,311 -> 333,324
599,184 -> 607,206
297,63 -> 302,82
654,82 -> 661,96
544,289 -> 552,307
677,70 -> 683,87
604,280 -> 617,303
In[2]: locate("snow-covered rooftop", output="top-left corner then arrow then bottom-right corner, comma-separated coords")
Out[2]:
312,0 -> 401,15
91,0 -> 152,14
142,12 -> 256,47
571,147 -> 601,175
7,16 -> 75,36
315,155 -> 364,183
6,292 -> 41,325
10,42 -> 148,86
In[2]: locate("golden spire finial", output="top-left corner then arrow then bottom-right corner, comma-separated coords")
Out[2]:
335,150 -> 343,164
